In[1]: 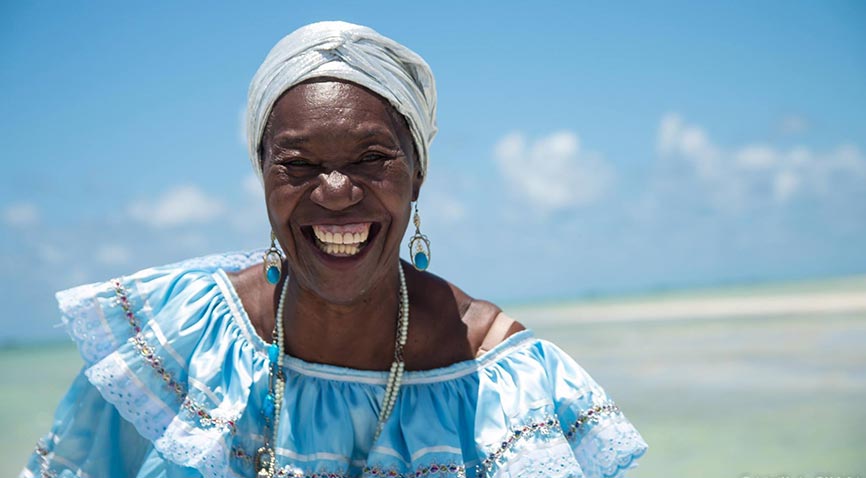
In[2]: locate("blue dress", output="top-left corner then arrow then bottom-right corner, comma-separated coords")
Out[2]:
21,251 -> 648,478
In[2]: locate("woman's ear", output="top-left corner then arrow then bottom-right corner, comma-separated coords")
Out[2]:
411,166 -> 423,202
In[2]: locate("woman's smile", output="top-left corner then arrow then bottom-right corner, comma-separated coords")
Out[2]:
303,222 -> 380,258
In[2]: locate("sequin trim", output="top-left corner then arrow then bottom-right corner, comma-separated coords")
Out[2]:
229,447 -> 466,478
364,462 -> 466,478
232,446 -> 254,464
33,440 -> 57,478
111,279 -> 239,433
477,415 -> 562,475
563,400 -> 621,441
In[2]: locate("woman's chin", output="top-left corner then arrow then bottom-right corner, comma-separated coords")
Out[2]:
292,249 -> 379,302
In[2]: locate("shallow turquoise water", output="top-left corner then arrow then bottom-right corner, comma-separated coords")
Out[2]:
4,312 -> 865,477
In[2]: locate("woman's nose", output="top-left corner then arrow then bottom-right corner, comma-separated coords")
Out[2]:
310,170 -> 364,211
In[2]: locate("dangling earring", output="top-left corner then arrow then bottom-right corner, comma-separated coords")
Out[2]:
407,202 -> 430,271
263,230 -> 283,284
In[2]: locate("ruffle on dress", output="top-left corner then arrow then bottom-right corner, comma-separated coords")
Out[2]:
21,251 -> 647,478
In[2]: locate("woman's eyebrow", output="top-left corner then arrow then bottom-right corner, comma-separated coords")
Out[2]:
273,128 -> 399,147
272,133 -> 310,149
356,126 -> 400,146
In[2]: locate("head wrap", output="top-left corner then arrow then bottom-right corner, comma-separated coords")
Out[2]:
246,21 -> 438,184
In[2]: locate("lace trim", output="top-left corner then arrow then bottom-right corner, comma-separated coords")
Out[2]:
570,414 -> 647,478
491,439 -> 582,478
57,281 -> 118,365
111,279 -> 240,433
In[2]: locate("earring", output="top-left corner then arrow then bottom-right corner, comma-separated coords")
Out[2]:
263,230 -> 283,284
407,202 -> 430,271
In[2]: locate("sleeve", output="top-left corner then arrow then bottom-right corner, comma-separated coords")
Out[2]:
21,369 -> 152,477
20,261 -> 265,478
541,340 -> 649,478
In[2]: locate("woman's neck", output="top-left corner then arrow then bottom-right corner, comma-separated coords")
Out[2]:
280,266 -> 403,370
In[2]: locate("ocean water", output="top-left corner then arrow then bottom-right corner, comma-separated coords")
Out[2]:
3,305 -> 865,477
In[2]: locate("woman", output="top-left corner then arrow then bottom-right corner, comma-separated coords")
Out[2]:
22,21 -> 648,478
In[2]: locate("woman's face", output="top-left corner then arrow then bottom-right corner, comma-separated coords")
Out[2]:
261,79 -> 422,304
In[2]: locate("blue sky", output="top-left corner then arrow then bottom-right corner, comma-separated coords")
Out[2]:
2,1 -> 865,342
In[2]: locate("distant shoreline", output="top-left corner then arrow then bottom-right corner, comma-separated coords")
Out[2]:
502,273 -> 866,309
511,290 -> 866,325
4,274 -> 865,348
507,274 -> 866,325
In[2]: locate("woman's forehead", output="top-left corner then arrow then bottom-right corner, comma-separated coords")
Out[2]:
265,80 -> 413,148
274,80 -> 395,119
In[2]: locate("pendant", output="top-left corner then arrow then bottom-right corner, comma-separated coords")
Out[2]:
255,446 -> 275,477
408,234 -> 430,271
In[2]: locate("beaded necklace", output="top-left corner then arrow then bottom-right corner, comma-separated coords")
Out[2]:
255,264 -> 409,478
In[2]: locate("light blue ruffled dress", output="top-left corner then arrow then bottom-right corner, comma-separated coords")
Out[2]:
21,251 -> 648,478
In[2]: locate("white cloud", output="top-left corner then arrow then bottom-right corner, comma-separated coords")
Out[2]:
773,170 -> 799,202
778,115 -> 809,135
38,243 -> 63,264
494,131 -> 613,212
227,174 -> 268,235
242,173 -> 262,198
175,232 -> 209,250
95,244 -> 131,266
423,190 -> 466,225
735,145 -> 777,170
436,196 -> 466,223
656,113 -> 866,209
657,113 -> 720,179
128,185 -> 225,228
2,202 -> 39,228
239,103 -> 248,147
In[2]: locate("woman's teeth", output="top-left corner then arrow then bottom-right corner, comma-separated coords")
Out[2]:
312,223 -> 371,257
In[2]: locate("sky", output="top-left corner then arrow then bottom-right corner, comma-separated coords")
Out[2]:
2,1 -> 865,342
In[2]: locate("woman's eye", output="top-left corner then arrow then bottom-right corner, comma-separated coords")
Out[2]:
285,159 -> 311,167
360,153 -> 386,163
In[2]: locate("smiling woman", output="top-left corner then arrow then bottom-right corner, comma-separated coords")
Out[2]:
259,79 -> 420,308
21,21 -> 647,478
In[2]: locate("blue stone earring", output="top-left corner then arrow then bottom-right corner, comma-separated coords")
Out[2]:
408,202 -> 430,271
263,230 -> 283,284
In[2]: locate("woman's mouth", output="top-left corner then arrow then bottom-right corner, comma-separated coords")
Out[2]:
309,223 -> 375,257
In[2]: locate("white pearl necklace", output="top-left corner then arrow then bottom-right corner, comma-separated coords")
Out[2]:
255,264 -> 409,477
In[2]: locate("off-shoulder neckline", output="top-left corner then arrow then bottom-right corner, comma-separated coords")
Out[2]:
210,267 -> 538,385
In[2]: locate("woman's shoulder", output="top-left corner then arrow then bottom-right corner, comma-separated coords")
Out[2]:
56,249 -> 267,364
401,263 -> 527,367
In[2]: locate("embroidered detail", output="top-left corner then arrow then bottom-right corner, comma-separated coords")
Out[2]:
563,401 -> 621,441
232,446 -> 254,464
129,334 -> 185,396
227,451 -> 467,478
477,415 -> 562,476
33,439 -> 57,478
111,279 -> 239,434
404,463 -> 466,477
364,462 -> 466,477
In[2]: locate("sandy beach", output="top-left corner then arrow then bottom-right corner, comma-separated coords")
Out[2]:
512,289 -> 866,324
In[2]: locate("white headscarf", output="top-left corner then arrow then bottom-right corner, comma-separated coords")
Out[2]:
246,21 -> 438,184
